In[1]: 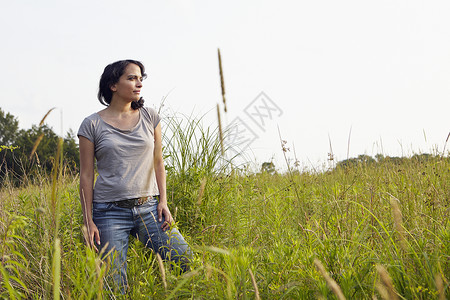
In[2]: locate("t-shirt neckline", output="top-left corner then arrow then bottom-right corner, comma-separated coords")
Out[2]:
95,109 -> 141,133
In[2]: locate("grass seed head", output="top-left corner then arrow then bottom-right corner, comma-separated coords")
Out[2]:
376,264 -> 399,300
156,253 -> 167,290
314,258 -> 346,300
29,133 -> 45,160
39,107 -> 56,126
217,48 -> 227,113
197,177 -> 207,206
249,268 -> 260,300
435,273 -> 446,300
389,195 -> 407,250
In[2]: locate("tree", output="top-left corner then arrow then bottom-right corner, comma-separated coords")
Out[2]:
375,154 -> 385,163
15,124 -> 61,170
0,107 -> 19,146
337,155 -> 375,168
261,162 -> 275,174
357,154 -> 376,165
63,129 -> 80,170
0,109 -> 80,185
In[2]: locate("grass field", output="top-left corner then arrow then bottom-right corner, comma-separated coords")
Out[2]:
1,133 -> 449,298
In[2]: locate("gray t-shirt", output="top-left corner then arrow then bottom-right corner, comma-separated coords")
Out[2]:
77,107 -> 161,203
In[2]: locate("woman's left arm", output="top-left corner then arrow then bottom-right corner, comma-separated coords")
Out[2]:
154,122 -> 172,231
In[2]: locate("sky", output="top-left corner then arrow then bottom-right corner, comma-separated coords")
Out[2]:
1,0 -> 449,171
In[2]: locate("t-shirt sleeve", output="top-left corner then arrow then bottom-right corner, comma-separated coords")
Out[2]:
144,107 -> 161,129
77,117 -> 95,143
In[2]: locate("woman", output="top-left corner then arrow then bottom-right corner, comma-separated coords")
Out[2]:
78,59 -> 191,292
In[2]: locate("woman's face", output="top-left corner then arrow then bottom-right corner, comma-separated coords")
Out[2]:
111,63 -> 143,102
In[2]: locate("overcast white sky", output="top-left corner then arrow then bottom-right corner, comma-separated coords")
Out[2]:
1,0 -> 449,170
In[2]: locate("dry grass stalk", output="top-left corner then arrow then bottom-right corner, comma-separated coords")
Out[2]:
375,283 -> 390,300
376,264 -> 399,300
52,238 -> 61,300
95,257 -> 103,300
29,133 -> 44,160
81,225 -> 89,246
389,195 -> 407,250
197,178 -> 207,206
216,104 -> 224,155
174,206 -> 178,222
205,264 -> 212,280
435,273 -> 445,300
156,253 -> 167,290
39,107 -> 56,126
249,268 -> 260,300
51,138 -> 63,230
347,126 -> 352,160
327,134 -> 334,162
194,178 -> 207,220
442,131 -> 450,155
314,259 -> 346,300
217,48 -> 227,113
29,107 -> 57,160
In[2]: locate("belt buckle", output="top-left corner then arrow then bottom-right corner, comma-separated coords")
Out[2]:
137,196 -> 151,205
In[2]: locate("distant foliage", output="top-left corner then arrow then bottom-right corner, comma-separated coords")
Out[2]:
0,109 -> 19,146
336,153 -> 439,169
261,162 -> 275,174
0,107 -> 79,185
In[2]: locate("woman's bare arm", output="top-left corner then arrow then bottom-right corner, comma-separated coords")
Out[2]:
79,136 -> 100,250
153,123 -> 172,231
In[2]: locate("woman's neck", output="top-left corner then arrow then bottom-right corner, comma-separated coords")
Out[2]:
108,98 -> 133,114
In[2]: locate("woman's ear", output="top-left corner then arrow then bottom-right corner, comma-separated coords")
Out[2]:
110,84 -> 117,92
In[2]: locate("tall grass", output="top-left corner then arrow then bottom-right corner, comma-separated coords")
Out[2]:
162,113 -> 233,177
0,115 -> 449,298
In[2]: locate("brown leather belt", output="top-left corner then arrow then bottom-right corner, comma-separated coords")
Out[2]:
114,195 -> 159,208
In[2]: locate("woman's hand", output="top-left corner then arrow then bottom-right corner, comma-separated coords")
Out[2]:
84,219 -> 101,252
157,201 -> 173,231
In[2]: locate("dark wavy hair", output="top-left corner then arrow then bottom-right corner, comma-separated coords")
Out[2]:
98,59 -> 147,110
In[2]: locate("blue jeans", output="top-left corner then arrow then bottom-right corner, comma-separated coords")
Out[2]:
93,198 -> 191,291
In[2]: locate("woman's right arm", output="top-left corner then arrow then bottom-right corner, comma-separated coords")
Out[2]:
79,136 -> 100,251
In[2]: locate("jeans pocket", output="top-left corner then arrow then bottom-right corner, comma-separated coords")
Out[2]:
142,198 -> 158,207
93,201 -> 115,213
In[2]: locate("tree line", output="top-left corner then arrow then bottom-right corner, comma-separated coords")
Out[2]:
0,107 -> 79,185
335,153 -> 440,168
